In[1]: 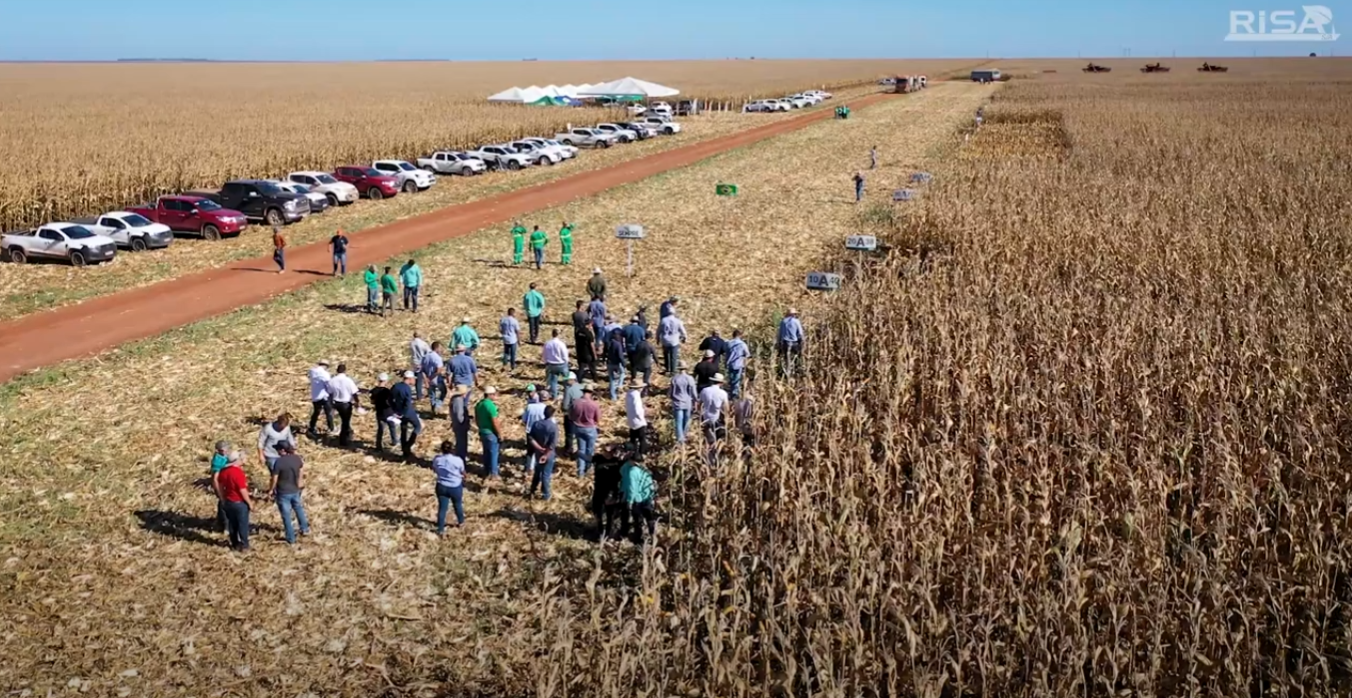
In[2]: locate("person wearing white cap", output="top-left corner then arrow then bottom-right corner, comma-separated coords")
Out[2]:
777,308 -> 805,377
475,386 -> 503,478
624,378 -> 650,456
449,383 -> 472,459
306,359 -> 335,439
694,349 -> 719,391
452,317 -> 481,356
587,267 -> 607,301
697,372 -> 731,455
560,372 -> 582,457
392,370 -> 422,460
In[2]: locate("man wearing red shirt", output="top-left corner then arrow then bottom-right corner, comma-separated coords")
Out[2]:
569,384 -> 602,477
216,458 -> 254,551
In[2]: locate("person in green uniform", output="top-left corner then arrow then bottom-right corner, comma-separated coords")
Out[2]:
379,266 -> 398,317
558,221 -> 574,265
529,225 -> 548,270
511,221 -> 527,266
363,264 -> 380,314
523,282 -> 546,344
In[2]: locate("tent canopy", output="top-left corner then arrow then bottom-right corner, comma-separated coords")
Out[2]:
488,86 -> 543,103
577,77 -> 680,98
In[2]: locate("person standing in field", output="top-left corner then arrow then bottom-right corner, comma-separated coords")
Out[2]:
624,379 -> 649,456
777,308 -> 805,377
558,221 -> 574,265
570,385 -> 601,477
542,329 -> 570,398
632,330 -> 656,393
669,361 -> 696,445
698,373 -> 731,462
432,440 -> 467,535
523,283 -> 546,344
409,332 -> 432,400
476,386 -> 503,480
363,265 -> 380,313
268,442 -> 311,545
392,370 -> 422,461
400,258 -> 422,312
449,384 -> 471,460
306,359 -> 335,439
733,377 -> 756,463
530,225 -> 548,270
560,372 -> 581,457
370,373 -> 395,452
869,146 -> 878,170
326,363 -> 359,447
658,307 -> 687,376
421,342 -> 447,416
623,316 -> 646,362
257,412 -> 295,473
619,455 -> 657,546
209,441 -> 233,533
499,308 -> 521,372
725,329 -> 750,399
605,325 -> 628,401
528,405 -> 559,500
380,266 -> 398,317
449,343 -> 479,403
521,387 -> 547,475
329,229 -> 349,277
511,221 -> 527,266
589,296 -> 608,353
587,268 -> 607,302
452,317 -> 481,356
853,172 -> 866,203
659,296 -> 679,320
571,299 -> 590,343
216,452 -> 253,552
575,323 -> 597,382
698,329 -> 727,372
694,350 -> 719,392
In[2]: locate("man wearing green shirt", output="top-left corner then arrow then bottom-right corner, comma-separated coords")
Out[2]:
399,258 -> 422,313
523,282 -> 546,344
475,386 -> 502,478
558,221 -> 574,265
619,455 -> 657,545
511,222 -> 526,266
529,225 -> 548,270
452,318 -> 481,355
379,266 -> 398,317
363,265 -> 380,314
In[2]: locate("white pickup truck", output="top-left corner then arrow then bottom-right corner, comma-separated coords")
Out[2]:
417,151 -> 488,176
73,211 -> 174,251
556,127 -> 618,149
518,138 -> 577,159
373,160 -> 437,193
509,139 -> 569,165
3,223 -> 118,266
639,115 -> 682,135
469,145 -> 536,171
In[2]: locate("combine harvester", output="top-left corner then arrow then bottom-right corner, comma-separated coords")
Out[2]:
891,75 -> 927,94
1082,63 -> 1112,73
1198,62 -> 1230,73
1140,63 -> 1171,73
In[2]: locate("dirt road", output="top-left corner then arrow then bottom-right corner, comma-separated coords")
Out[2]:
0,93 -> 893,383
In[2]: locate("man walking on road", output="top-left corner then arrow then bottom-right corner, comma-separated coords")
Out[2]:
380,266 -> 398,317
777,308 -> 805,377
307,359 -> 335,439
400,259 -> 422,312
452,318 -> 481,356
725,329 -> 750,399
410,332 -> 432,399
558,221 -> 574,265
511,221 -> 527,266
542,329 -> 570,398
327,363 -> 359,447
364,265 -> 380,313
329,229 -> 350,277
499,308 -> 521,372
476,386 -> 503,479
658,307 -> 687,375
587,268 -> 607,302
669,361 -> 696,444
523,283 -> 545,344
530,225 -> 548,270
272,226 -> 286,273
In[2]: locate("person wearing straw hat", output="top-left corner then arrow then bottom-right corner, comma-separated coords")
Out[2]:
697,372 -> 731,450
216,449 -> 253,552
527,404 -> 559,500
451,317 -> 481,356
777,308 -> 805,377
570,383 -> 601,477
475,386 -> 503,479
698,329 -> 727,372
668,361 -> 697,445
624,378 -> 649,456
306,359 -> 335,439
560,371 -> 582,456
370,373 -> 396,452
587,267 -> 607,302
432,439 -> 467,535
449,383 -> 472,460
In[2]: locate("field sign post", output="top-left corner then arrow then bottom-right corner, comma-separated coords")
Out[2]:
845,234 -> 879,270
910,172 -> 933,184
615,224 -> 645,277
805,272 -> 843,292
892,189 -> 916,202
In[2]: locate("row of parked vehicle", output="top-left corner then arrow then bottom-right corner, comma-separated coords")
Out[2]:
1,115 -> 684,267
743,89 -> 834,113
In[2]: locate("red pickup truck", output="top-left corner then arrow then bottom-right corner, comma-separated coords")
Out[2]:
333,166 -> 400,200
127,195 -> 249,240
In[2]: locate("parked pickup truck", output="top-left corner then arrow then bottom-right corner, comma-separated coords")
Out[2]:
372,160 -> 437,193
186,180 -> 310,227
595,123 -> 639,143
616,121 -> 659,140
3,223 -> 118,266
508,140 -> 566,165
416,151 -> 488,176
639,115 -> 682,135
287,171 -> 360,206
469,145 -> 536,171
271,180 -> 331,214
518,138 -> 577,160
555,128 -> 619,149
333,165 -> 401,200
72,211 -> 174,251
128,195 -> 248,240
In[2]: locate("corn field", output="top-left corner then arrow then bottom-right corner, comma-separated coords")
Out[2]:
0,60 -> 970,232
505,77 -> 1352,696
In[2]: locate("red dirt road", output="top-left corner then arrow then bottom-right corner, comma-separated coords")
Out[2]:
0,94 -> 892,383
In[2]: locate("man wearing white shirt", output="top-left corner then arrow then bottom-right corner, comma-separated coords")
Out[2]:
697,373 -> 731,460
410,332 -> 432,399
624,379 -> 649,456
326,363 -> 360,447
307,359 -> 335,439
542,329 -> 570,398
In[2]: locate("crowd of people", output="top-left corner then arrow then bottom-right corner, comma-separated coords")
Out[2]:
208,225 -> 808,552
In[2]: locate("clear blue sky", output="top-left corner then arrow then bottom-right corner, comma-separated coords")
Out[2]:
0,0 -> 1338,60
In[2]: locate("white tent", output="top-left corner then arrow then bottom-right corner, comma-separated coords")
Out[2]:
487,86 -> 544,103
577,77 -> 680,98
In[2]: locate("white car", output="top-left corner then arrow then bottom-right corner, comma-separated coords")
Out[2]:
792,93 -> 822,105
73,211 -> 173,251
520,137 -> 577,159
639,116 -> 681,135
3,223 -> 118,266
595,123 -> 639,143
510,140 -> 569,165
625,104 -> 647,116
417,151 -> 488,175
287,171 -> 360,206
782,96 -> 811,109
744,99 -> 790,113
647,101 -> 673,116
470,145 -> 535,170
805,89 -> 833,100
373,160 -> 436,193
555,128 -> 618,149
270,181 -> 331,214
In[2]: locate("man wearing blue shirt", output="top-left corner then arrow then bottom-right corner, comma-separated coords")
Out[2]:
776,308 -> 805,377
724,329 -> 751,399
391,371 -> 422,461
449,344 -> 479,403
